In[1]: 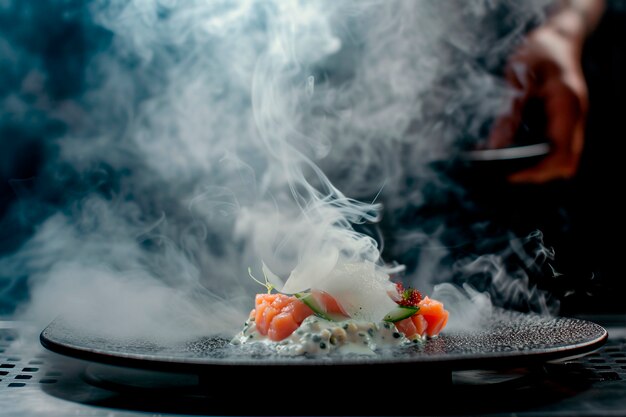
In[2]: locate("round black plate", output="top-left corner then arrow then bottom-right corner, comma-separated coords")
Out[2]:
40,310 -> 607,376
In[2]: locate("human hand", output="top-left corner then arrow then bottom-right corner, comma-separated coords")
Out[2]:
488,1 -> 604,183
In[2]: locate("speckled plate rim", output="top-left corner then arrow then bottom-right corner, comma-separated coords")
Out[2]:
40,314 -> 608,373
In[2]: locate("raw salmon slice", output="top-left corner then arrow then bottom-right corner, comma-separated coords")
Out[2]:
251,293 -> 314,341
418,296 -> 449,337
394,297 -> 448,339
395,313 -> 428,339
309,290 -> 349,318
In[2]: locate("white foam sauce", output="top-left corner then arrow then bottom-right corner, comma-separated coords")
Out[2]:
231,315 -> 424,356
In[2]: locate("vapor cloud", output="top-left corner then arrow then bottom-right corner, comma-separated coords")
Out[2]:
0,0 -> 555,342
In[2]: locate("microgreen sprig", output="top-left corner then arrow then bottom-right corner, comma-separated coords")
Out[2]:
248,267 -> 275,294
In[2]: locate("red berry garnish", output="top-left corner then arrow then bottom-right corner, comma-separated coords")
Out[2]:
396,284 -> 422,307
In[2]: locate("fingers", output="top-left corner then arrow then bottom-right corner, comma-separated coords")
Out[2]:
487,61 -> 534,149
506,123 -> 584,183
492,23 -> 589,184
507,82 -> 586,183
487,91 -> 527,149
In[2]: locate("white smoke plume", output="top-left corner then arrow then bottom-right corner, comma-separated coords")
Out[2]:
0,0 -> 556,342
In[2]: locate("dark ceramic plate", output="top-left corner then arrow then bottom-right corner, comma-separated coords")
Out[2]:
41,310 -> 607,380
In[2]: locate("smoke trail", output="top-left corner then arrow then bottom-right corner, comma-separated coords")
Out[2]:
0,0 -> 557,342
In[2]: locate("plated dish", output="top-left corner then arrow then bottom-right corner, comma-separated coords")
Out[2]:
231,265 -> 449,356
39,261 -> 607,374
41,310 -> 607,373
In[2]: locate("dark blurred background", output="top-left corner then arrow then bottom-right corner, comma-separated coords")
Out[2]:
559,0 -> 626,313
373,0 -> 626,315
497,0 -> 626,314
1,1 -> 625,316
